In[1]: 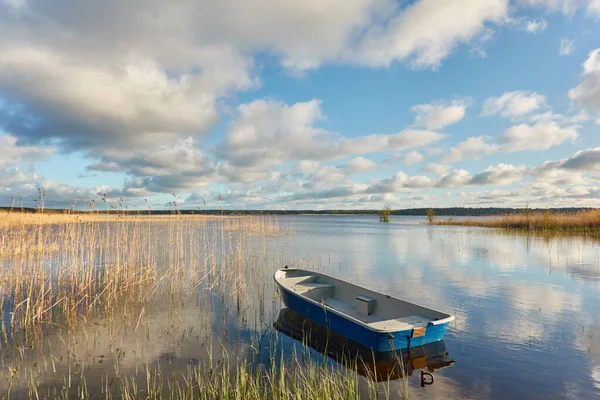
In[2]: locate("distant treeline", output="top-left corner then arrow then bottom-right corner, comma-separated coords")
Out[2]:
0,206 -> 596,216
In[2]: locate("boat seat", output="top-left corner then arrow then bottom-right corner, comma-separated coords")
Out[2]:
292,282 -> 334,295
323,297 -> 383,324
283,275 -> 317,286
355,295 -> 376,316
367,315 -> 430,332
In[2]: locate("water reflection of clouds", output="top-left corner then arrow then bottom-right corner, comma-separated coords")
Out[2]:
566,263 -> 600,283
510,284 -> 582,317
278,216 -> 600,398
593,367 -> 600,391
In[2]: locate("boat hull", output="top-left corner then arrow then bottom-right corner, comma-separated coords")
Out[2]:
277,281 -> 449,351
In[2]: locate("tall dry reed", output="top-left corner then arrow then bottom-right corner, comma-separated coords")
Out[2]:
430,209 -> 600,237
0,213 -> 400,399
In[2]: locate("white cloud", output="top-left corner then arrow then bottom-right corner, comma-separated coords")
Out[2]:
442,121 -> 578,162
438,170 -> 473,187
569,48 -> 600,111
0,167 -> 107,207
525,19 -> 548,33
0,135 -> 56,168
420,163 -> 451,175
497,122 -> 579,151
443,136 -> 499,162
544,146 -> 600,171
296,161 -> 349,190
469,163 -> 527,185
220,99 -> 445,173
529,111 -> 590,124
590,0 -> 600,15
559,39 -> 575,56
0,45 -> 230,150
583,48 -> 600,74
345,157 -> 378,174
517,0 -> 590,15
481,90 -> 547,119
404,151 -> 424,166
185,147 -> 600,208
412,100 -> 467,129
351,0 -> 509,68
366,172 -> 434,194
1,0 -> 599,206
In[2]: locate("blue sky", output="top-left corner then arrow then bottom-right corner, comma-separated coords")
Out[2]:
0,0 -> 599,209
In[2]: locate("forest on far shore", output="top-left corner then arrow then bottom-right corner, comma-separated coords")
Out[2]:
0,206 -> 595,216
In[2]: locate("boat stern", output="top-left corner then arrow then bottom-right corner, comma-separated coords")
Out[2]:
377,321 -> 450,351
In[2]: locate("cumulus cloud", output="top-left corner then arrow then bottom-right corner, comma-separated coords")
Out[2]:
481,90 -> 547,119
0,45 -> 240,151
89,138 -> 213,176
0,134 -> 56,168
345,157 -> 378,174
296,161 -> 349,190
420,163 -> 451,175
1,0 -> 598,206
443,136 -> 499,162
366,172 -> 434,194
404,151 -> 424,166
437,170 -> 473,187
469,164 -> 527,185
0,0 -> 512,136
590,0 -> 600,15
443,121 -> 578,162
541,147 -> 600,171
517,0 -> 596,15
497,122 -> 579,151
219,99 -> 445,173
139,146 -> 600,208
0,167 -> 107,207
412,100 -> 467,130
453,184 -> 600,208
279,147 -> 600,206
353,0 -> 509,68
569,48 -> 600,111
559,39 -> 575,56
528,111 -> 590,124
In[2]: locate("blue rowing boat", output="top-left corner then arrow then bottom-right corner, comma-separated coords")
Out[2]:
274,267 -> 454,352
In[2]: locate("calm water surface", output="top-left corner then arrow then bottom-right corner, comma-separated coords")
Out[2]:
268,215 -> 600,399
4,215 -> 600,399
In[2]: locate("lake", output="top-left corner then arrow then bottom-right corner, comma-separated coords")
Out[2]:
1,214 -> 599,399
268,215 -> 600,399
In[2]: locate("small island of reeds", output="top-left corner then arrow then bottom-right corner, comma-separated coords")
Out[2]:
428,209 -> 600,238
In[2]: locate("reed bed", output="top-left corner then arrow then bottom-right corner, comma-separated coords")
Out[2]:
0,213 -> 400,399
430,209 -> 600,237
0,211 -> 220,226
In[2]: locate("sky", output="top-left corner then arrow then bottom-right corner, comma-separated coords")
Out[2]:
0,0 -> 600,210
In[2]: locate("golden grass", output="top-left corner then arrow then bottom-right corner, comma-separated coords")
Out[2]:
0,213 -> 395,398
0,210 -> 217,226
430,209 -> 600,237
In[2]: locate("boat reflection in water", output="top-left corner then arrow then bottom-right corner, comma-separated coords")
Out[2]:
273,308 -> 455,382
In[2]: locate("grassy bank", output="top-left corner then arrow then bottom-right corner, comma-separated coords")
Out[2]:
429,209 -> 600,237
0,214 -> 403,399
